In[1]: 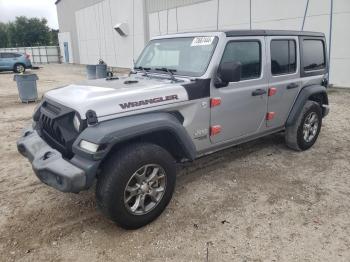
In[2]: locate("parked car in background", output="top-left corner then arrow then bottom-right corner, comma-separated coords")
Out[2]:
0,52 -> 32,73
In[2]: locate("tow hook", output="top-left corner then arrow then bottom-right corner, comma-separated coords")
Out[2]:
42,151 -> 54,160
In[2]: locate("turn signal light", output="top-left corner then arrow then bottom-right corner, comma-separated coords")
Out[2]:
210,125 -> 222,136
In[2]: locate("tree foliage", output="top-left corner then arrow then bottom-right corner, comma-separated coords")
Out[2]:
0,16 -> 58,48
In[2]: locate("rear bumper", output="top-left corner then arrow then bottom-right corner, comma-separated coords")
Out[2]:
17,126 -> 88,193
25,62 -> 32,68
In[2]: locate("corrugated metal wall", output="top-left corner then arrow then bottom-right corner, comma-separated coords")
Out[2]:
146,0 -> 350,87
56,0 -> 105,63
146,0 -> 210,12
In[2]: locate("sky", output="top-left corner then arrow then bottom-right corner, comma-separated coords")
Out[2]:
0,0 -> 59,29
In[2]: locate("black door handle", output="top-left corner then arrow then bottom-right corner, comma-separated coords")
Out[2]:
287,83 -> 299,89
252,89 -> 267,96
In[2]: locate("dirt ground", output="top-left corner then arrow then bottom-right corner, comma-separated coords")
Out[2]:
0,64 -> 349,262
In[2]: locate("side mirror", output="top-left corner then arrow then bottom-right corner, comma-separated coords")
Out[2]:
215,61 -> 241,88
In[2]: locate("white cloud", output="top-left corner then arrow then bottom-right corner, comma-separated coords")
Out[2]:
0,0 -> 58,29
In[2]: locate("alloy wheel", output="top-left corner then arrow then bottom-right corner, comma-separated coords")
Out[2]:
303,112 -> 319,143
124,164 -> 167,215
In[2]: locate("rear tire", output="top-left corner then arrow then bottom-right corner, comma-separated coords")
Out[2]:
96,142 -> 176,229
285,100 -> 322,151
13,63 -> 25,73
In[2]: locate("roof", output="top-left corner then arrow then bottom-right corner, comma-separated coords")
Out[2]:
225,30 -> 325,37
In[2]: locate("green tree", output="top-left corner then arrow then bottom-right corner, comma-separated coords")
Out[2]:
0,22 -> 9,48
49,29 -> 59,46
1,16 -> 58,47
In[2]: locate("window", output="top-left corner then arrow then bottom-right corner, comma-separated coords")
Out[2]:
302,40 -> 325,71
271,40 -> 296,75
221,41 -> 261,80
135,37 -> 218,77
1,53 -> 15,58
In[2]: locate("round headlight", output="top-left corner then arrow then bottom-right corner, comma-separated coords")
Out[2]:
73,114 -> 81,132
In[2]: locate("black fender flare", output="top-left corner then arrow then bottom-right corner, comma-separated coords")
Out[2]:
286,85 -> 328,127
72,112 -> 197,161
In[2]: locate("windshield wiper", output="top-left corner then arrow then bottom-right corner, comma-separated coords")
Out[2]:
133,66 -> 151,76
155,67 -> 177,82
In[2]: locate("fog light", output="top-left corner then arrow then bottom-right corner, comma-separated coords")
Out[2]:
80,140 -> 99,153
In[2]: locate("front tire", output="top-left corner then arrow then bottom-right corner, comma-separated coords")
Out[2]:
285,100 -> 322,151
96,142 -> 176,229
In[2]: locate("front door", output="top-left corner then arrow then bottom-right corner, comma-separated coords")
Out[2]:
210,37 -> 268,144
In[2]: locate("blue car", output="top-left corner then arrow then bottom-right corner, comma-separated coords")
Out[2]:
0,52 -> 32,73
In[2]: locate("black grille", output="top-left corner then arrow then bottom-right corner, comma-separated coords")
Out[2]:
37,100 -> 78,159
40,114 -> 65,145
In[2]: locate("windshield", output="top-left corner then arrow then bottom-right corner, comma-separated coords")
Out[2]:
135,36 -> 218,77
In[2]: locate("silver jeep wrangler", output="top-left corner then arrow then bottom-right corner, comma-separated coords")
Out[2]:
17,30 -> 329,229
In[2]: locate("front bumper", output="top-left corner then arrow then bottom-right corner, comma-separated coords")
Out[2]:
17,126 -> 86,193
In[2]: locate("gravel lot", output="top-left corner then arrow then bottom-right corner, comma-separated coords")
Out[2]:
0,64 -> 350,262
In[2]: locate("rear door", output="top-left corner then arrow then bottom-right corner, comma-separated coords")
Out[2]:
266,36 -> 301,128
210,37 -> 268,143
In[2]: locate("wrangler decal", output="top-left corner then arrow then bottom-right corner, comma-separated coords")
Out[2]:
119,94 -> 179,109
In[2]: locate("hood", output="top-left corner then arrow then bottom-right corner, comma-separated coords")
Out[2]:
44,75 -> 189,119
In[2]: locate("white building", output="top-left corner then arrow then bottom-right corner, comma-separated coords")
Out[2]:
56,0 -> 350,87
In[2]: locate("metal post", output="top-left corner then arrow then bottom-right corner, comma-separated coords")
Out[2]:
45,46 -> 48,64
301,0 -> 310,31
31,47 -> 34,63
216,0 -> 220,30
38,47 -> 42,64
328,0 -> 334,84
249,0 -> 252,30
57,46 -> 61,64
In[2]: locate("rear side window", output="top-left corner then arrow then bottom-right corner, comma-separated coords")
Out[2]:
1,53 -> 15,58
271,40 -> 296,75
302,40 -> 325,71
221,41 -> 261,80
13,53 -> 22,57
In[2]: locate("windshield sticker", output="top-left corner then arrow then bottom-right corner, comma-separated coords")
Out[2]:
191,36 -> 214,46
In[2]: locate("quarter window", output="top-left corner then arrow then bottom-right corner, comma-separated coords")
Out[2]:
221,41 -> 261,80
1,53 -> 15,58
271,40 -> 296,75
302,40 -> 325,71
1,53 -> 14,58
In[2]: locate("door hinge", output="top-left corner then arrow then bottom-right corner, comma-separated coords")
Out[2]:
266,112 -> 276,120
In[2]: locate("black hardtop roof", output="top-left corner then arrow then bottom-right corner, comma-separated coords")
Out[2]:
225,30 -> 324,37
